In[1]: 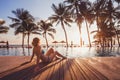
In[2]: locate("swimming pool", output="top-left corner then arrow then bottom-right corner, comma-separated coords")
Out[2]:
0,46 -> 120,58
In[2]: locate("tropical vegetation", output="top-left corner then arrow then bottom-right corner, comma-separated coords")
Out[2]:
8,8 -> 39,47
0,20 -> 9,34
49,3 -> 73,48
38,20 -> 56,48
0,0 -> 120,48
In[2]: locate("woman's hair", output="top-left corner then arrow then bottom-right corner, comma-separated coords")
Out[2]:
32,37 -> 40,47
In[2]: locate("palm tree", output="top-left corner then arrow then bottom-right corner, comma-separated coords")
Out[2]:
78,0 -> 93,47
49,3 -> 73,48
93,0 -> 120,47
64,0 -> 84,47
109,0 -> 120,47
38,20 -> 56,48
24,22 -> 39,47
91,19 -> 116,47
8,8 -> 34,47
103,0 -> 120,47
0,20 -> 9,34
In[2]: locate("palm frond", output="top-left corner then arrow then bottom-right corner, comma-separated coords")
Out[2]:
55,20 -> 60,26
0,26 -> 9,33
91,30 -> 99,34
9,22 -> 21,28
8,16 -> 20,22
48,28 -> 56,33
31,32 -> 41,35
48,33 -> 54,39
64,21 -> 71,27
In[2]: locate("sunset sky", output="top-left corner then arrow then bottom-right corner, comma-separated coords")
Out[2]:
0,0 -> 97,45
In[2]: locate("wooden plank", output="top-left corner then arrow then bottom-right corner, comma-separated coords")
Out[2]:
47,59 -> 62,80
1,64 -> 36,80
51,59 -> 61,80
71,59 -> 87,80
59,59 -> 67,80
74,58 -> 90,80
0,57 -> 33,78
1,57 -> 120,80
75,58 -> 99,80
33,64 -> 50,80
20,62 -> 48,80
30,60 -> 58,80
66,59 -> 77,80
46,59 -> 63,80
63,59 -> 72,80
0,63 -> 30,78
80,59 -> 109,80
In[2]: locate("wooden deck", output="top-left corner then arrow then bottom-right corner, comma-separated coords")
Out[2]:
0,56 -> 120,80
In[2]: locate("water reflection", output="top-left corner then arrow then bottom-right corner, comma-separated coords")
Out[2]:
95,47 -> 120,57
22,47 -> 25,56
0,47 -> 120,58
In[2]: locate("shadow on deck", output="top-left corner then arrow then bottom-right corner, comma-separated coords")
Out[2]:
0,58 -> 111,80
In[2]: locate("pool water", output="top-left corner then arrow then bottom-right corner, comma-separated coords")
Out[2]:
0,47 -> 120,58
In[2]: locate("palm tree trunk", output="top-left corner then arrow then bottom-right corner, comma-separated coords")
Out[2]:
45,33 -> 49,48
27,33 -> 30,56
115,30 -> 120,47
61,22 -> 68,48
110,37 -> 113,47
78,25 -> 83,47
22,32 -> 25,48
75,3 -> 83,47
85,19 -> 92,47
27,33 -> 30,48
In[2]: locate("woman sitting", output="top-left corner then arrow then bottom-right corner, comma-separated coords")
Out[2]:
29,37 -> 66,65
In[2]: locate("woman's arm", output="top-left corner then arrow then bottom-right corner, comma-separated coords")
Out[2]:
29,50 -> 35,62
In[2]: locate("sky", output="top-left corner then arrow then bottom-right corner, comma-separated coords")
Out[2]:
0,0 -> 97,45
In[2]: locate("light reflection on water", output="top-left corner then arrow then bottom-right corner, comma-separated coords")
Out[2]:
0,47 -> 120,58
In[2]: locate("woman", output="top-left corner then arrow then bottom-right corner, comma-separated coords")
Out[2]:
29,37 -> 66,65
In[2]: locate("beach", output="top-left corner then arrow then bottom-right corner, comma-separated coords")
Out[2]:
0,56 -> 120,80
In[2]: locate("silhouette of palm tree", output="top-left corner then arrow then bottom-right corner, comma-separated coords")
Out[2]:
93,0 -> 120,47
8,8 -> 34,47
91,20 -> 116,47
64,0 -> 84,47
78,0 -> 93,47
24,22 -> 39,48
0,20 -> 9,34
105,0 -> 120,47
38,20 -> 56,48
49,3 -> 73,48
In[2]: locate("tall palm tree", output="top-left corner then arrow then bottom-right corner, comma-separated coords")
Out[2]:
93,0 -> 120,47
38,20 -> 56,48
49,3 -> 73,48
8,8 -> 34,47
64,0 -> 84,47
78,0 -> 93,47
24,22 -> 39,47
0,20 -> 9,34
91,18 -> 116,47
102,0 -> 120,47
108,0 -> 120,47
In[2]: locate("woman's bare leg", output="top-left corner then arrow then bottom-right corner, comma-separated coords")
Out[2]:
45,48 -> 54,56
54,51 -> 66,58
45,48 -> 66,61
49,51 -> 66,61
49,52 -> 56,61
